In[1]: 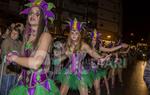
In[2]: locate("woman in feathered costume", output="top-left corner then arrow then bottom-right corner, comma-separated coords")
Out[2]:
89,29 -> 128,95
6,0 -> 60,95
114,39 -> 130,87
54,18 -> 110,95
89,29 -> 110,95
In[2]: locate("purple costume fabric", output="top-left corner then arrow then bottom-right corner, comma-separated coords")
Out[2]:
17,47 -> 51,95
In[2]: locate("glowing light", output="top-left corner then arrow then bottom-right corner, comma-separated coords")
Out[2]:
107,35 -> 111,39
141,38 -> 144,41
143,53 -> 146,57
130,33 -> 134,36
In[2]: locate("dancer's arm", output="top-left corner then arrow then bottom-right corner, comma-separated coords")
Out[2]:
82,42 -> 102,60
120,46 -> 130,54
100,43 -> 128,52
7,32 -> 51,70
83,42 -> 112,65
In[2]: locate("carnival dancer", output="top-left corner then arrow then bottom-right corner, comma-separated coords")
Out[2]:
107,41 -> 121,88
116,42 -> 130,86
6,0 -> 60,95
89,29 -> 129,95
54,18 -> 108,95
88,29 -> 110,95
107,40 -> 128,88
54,18 -> 127,95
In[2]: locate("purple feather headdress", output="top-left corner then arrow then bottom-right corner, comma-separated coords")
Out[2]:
67,18 -> 85,31
20,0 -> 55,25
90,29 -> 101,40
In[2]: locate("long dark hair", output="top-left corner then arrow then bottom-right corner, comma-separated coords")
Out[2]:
24,6 -> 46,49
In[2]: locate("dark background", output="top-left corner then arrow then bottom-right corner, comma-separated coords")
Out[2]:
122,0 -> 150,44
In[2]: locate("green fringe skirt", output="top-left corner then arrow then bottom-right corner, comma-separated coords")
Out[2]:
9,79 -> 60,95
89,69 -> 107,81
56,68 -> 93,90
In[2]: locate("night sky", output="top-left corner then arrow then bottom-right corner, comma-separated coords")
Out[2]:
122,0 -> 150,43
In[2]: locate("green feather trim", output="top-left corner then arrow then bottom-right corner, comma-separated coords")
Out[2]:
9,80 -> 60,95
89,69 -> 107,80
9,86 -> 28,95
56,69 -> 93,90
25,3 -> 32,7
48,3 -> 55,10
34,83 -> 49,95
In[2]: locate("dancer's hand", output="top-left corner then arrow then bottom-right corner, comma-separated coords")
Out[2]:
121,43 -> 128,48
6,51 -> 18,64
98,54 -> 111,65
98,58 -> 105,66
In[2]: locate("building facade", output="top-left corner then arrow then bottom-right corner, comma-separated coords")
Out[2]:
97,0 -> 122,41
